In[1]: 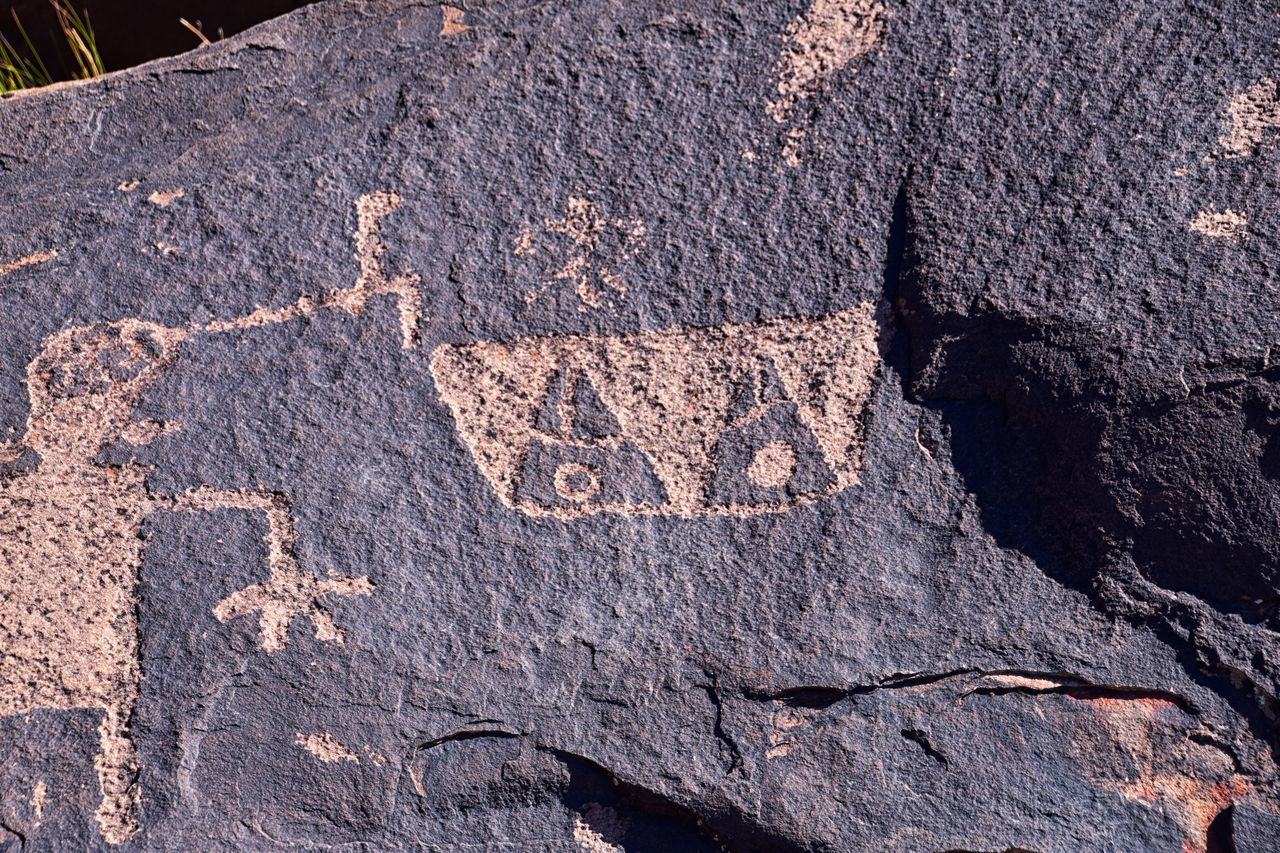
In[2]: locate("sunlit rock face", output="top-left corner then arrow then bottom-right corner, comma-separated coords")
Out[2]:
0,1 -> 1276,849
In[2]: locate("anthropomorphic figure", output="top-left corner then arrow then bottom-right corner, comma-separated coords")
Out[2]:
0,191 -> 420,843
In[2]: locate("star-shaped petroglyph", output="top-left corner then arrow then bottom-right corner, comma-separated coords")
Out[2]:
515,195 -> 646,311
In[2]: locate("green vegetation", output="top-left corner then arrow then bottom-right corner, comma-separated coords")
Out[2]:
0,1 -> 105,94
0,9 -> 54,92
51,0 -> 104,82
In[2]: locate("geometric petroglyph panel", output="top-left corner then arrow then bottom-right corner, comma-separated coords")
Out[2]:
431,303 -> 881,518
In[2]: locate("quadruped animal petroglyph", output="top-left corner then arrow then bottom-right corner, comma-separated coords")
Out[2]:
0,190 -> 419,843
431,304 -> 882,519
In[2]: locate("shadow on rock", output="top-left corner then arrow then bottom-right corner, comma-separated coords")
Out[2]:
886,188 -> 1280,757
393,730 -> 810,851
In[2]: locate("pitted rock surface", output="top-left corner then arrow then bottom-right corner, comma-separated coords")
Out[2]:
0,1 -> 1277,850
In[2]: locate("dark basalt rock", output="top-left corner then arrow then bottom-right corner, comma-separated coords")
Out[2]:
0,0 -> 1277,850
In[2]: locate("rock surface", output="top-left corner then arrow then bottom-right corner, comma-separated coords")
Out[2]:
0,0 -> 1277,849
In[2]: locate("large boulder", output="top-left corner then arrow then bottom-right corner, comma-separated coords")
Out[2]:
0,1 -> 1275,849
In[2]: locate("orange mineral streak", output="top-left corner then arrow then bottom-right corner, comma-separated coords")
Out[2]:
1076,697 -> 1249,853
1084,695 -> 1178,717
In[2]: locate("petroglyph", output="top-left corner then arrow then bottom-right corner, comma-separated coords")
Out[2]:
207,190 -> 422,347
0,248 -> 58,277
0,190 -> 413,842
1189,208 -> 1248,239
170,487 -> 374,652
146,188 -> 185,207
767,0 -> 889,165
516,195 -> 647,311
30,781 -> 47,822
432,303 -> 881,518
0,319 -> 186,843
295,732 -> 361,764
440,4 -> 471,36
1219,78 -> 1280,158
573,803 -> 628,853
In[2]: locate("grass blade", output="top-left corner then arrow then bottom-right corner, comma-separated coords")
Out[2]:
10,8 -> 53,87
50,0 -> 104,80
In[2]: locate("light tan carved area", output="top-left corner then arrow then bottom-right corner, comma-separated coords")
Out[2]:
207,190 -> 422,348
30,781 -> 47,823
440,4 -> 470,36
515,195 -> 647,311
1180,80 -> 1280,240
0,191 -> 412,842
1189,208 -> 1247,239
146,188 -> 185,208
746,440 -> 798,488
0,249 -> 58,277
431,303 -> 880,519
573,802 -> 629,853
766,0 -> 889,165
1218,78 -> 1280,158
294,732 -> 360,764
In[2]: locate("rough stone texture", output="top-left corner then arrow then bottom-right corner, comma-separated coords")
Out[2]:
0,0 -> 1277,850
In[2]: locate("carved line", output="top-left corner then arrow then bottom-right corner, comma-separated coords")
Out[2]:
164,486 -> 375,653
0,249 -> 58,278
204,191 -> 422,347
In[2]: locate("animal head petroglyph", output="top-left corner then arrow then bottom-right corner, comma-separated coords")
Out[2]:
25,320 -> 188,463
431,303 -> 881,519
